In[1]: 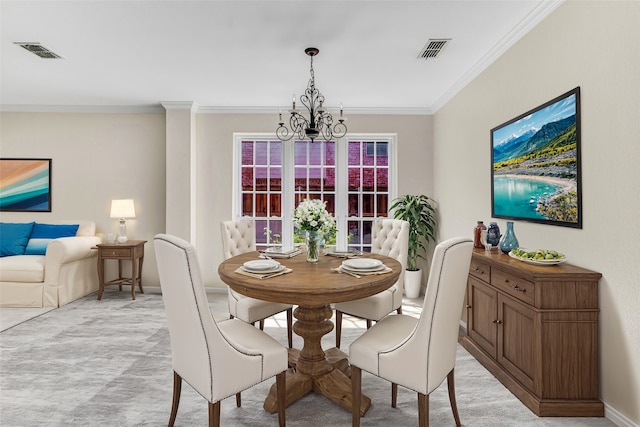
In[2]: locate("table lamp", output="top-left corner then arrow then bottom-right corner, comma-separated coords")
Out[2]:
110,199 -> 136,243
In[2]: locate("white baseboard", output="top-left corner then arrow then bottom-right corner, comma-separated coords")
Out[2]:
605,403 -> 639,427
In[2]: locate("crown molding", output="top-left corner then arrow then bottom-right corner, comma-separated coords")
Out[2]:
0,103 -> 431,115
0,104 -> 165,113
196,105 -> 432,115
161,101 -> 197,111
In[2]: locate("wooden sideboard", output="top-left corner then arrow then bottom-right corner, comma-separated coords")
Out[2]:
461,249 -> 604,417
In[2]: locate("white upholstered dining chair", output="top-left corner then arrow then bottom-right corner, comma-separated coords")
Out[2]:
220,219 -> 293,348
349,237 -> 473,427
154,234 -> 287,427
334,218 -> 409,348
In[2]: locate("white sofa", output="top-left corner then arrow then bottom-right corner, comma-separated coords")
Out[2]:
0,221 -> 101,307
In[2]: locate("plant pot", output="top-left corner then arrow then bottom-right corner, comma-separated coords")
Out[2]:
404,269 -> 422,298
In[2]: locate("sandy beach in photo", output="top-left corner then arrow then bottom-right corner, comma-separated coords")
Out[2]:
499,173 -> 576,194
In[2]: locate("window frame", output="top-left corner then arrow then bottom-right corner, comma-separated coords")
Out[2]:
232,133 -> 397,250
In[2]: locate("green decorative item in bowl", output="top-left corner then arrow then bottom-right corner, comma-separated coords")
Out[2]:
509,248 -> 567,265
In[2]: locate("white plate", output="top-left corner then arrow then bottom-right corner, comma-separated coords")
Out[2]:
242,264 -> 285,274
508,250 -> 567,266
342,258 -> 383,270
341,263 -> 386,273
242,259 -> 281,272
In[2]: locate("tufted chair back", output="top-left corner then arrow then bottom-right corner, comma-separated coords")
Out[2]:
220,219 -> 256,260
334,218 -> 410,348
371,218 -> 409,306
219,219 -> 294,349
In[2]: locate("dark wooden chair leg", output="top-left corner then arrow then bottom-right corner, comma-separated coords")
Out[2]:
168,371 -> 182,427
208,401 -> 220,427
259,319 -> 265,330
235,392 -> 241,407
351,366 -> 362,427
397,306 -> 402,315
366,319 -> 372,329
447,369 -> 461,426
335,310 -> 343,348
418,392 -> 429,427
286,308 -> 293,348
391,383 -> 398,408
276,371 -> 286,427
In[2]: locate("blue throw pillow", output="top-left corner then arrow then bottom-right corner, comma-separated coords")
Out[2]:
0,222 -> 35,257
24,223 -> 80,255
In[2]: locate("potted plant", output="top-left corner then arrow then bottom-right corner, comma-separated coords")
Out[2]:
389,194 -> 437,298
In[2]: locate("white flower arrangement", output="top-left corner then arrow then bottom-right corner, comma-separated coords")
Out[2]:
293,199 -> 336,236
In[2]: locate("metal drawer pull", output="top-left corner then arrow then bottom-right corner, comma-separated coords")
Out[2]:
492,319 -> 502,324
512,285 -> 526,292
465,304 -> 471,309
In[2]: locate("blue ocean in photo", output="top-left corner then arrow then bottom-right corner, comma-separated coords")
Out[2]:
493,176 -> 560,219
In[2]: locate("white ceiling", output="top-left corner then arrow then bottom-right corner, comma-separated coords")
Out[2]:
0,0 -> 562,114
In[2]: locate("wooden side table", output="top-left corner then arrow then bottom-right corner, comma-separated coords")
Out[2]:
96,240 -> 147,300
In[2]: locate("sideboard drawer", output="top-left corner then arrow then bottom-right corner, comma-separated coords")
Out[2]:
491,269 -> 534,305
102,248 -> 132,258
469,259 -> 490,281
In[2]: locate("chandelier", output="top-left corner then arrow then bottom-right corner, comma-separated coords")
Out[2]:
276,47 -> 347,142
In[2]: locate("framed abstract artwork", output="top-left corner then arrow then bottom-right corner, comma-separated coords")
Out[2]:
0,158 -> 52,212
491,87 -> 582,228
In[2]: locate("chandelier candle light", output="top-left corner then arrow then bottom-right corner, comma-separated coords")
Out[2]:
276,47 -> 347,142
293,199 -> 336,262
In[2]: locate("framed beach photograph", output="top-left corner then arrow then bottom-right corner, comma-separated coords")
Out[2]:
491,87 -> 582,228
0,158 -> 52,212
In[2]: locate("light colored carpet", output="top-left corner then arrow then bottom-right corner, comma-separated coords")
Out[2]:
0,288 -> 614,426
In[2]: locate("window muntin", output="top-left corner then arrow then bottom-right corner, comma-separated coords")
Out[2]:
346,141 -> 389,249
235,135 -> 394,251
241,140 -> 283,245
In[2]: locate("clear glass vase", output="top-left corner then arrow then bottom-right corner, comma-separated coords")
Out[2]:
500,221 -> 519,254
306,230 -> 320,262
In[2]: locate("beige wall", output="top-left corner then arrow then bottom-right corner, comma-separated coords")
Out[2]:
195,113 -> 433,287
433,1 -> 640,424
0,112 -> 167,286
0,111 -> 432,289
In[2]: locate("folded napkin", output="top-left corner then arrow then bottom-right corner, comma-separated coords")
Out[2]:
324,250 -> 362,258
334,266 -> 392,278
234,267 -> 292,280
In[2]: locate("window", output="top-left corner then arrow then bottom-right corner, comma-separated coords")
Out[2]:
234,134 -> 395,252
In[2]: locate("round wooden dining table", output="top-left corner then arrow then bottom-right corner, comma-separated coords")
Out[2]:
218,251 -> 401,416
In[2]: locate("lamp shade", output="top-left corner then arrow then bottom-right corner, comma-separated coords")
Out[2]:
110,199 -> 136,219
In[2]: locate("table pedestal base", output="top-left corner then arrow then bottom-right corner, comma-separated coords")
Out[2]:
263,305 -> 371,416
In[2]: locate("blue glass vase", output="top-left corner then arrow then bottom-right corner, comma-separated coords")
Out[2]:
486,222 -> 501,246
500,221 -> 519,254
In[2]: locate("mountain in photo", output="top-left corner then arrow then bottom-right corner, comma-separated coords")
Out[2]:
493,115 -> 575,162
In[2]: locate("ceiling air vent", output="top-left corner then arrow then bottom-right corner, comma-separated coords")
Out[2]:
14,42 -> 63,59
418,39 -> 450,59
